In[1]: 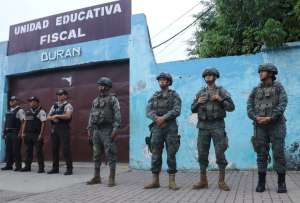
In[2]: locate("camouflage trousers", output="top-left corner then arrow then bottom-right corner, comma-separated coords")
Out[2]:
150,122 -> 180,174
92,127 -> 117,170
197,128 -> 228,171
254,121 -> 286,173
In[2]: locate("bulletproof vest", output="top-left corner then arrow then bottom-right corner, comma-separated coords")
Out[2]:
51,102 -> 71,125
5,106 -> 21,131
254,83 -> 279,117
152,90 -> 176,117
90,95 -> 114,126
24,107 -> 42,134
197,87 -> 226,121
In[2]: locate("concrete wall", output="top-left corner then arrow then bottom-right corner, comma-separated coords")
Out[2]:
1,12 -> 300,170
129,38 -> 300,170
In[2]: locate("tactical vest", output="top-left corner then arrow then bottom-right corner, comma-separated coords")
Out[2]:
152,90 -> 176,117
253,83 -> 280,117
5,106 -> 21,132
24,107 -> 42,134
51,102 -> 71,125
197,87 -> 226,121
90,95 -> 114,126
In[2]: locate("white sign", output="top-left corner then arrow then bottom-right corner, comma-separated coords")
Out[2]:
40,47 -> 81,62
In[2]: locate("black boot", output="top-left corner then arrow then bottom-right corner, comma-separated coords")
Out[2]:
256,172 -> 266,192
1,165 -> 13,170
20,165 -> 31,172
14,165 -> 22,171
64,168 -> 73,175
277,173 -> 287,193
47,168 -> 59,174
38,163 -> 45,173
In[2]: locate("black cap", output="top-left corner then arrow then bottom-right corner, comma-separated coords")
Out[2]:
10,96 -> 18,101
56,89 -> 68,96
28,96 -> 39,102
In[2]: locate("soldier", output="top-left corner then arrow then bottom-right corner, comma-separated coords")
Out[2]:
1,96 -> 25,171
47,89 -> 73,175
247,63 -> 288,193
191,68 -> 235,191
86,77 -> 121,187
21,97 -> 46,173
144,72 -> 182,190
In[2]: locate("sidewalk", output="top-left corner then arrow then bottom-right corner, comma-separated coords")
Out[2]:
1,162 -> 300,203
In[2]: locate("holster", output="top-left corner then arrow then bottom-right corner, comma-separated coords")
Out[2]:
145,123 -> 154,153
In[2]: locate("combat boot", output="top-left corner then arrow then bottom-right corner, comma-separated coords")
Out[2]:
21,164 -> 31,172
193,171 -> 208,189
144,173 -> 160,189
108,168 -> 116,187
47,168 -> 59,174
277,173 -> 287,193
38,164 -> 45,173
86,168 -> 101,185
168,174 -> 180,190
218,170 -> 230,191
1,165 -> 13,170
256,172 -> 266,192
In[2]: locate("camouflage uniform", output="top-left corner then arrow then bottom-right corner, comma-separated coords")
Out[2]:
247,63 -> 288,193
87,77 -> 121,186
191,68 -> 234,191
191,86 -> 234,171
88,94 -> 121,170
145,72 -> 181,190
146,90 -> 181,174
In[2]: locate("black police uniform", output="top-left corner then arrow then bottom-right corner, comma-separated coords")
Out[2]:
2,106 -> 23,170
23,106 -> 45,172
48,101 -> 73,174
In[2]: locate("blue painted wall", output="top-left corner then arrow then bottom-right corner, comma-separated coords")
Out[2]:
1,13 -> 300,170
129,33 -> 300,170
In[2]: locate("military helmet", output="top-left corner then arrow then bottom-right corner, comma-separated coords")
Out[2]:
202,68 -> 220,78
97,77 -> 112,88
156,72 -> 173,86
258,63 -> 278,75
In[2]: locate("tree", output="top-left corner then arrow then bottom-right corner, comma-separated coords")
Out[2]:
188,0 -> 300,58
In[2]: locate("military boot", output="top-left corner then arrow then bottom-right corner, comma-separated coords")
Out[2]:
256,172 -> 266,192
108,168 -> 116,187
38,163 -> 45,173
168,174 -> 180,190
1,165 -> 13,171
277,173 -> 287,193
218,170 -> 230,191
144,173 -> 160,189
86,168 -> 101,185
193,171 -> 208,189
21,163 -> 31,172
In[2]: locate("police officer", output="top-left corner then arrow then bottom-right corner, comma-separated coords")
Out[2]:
144,72 -> 182,190
21,97 -> 46,173
247,63 -> 288,193
1,96 -> 25,171
47,89 -> 73,175
191,68 -> 235,191
86,77 -> 121,187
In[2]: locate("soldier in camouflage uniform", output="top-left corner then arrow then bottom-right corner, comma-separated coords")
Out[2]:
247,63 -> 288,193
86,77 -> 121,187
191,68 -> 235,191
144,72 -> 182,190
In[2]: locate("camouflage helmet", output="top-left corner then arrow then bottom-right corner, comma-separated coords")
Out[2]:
97,77 -> 112,88
156,72 -> 173,86
258,63 -> 278,75
202,68 -> 220,78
